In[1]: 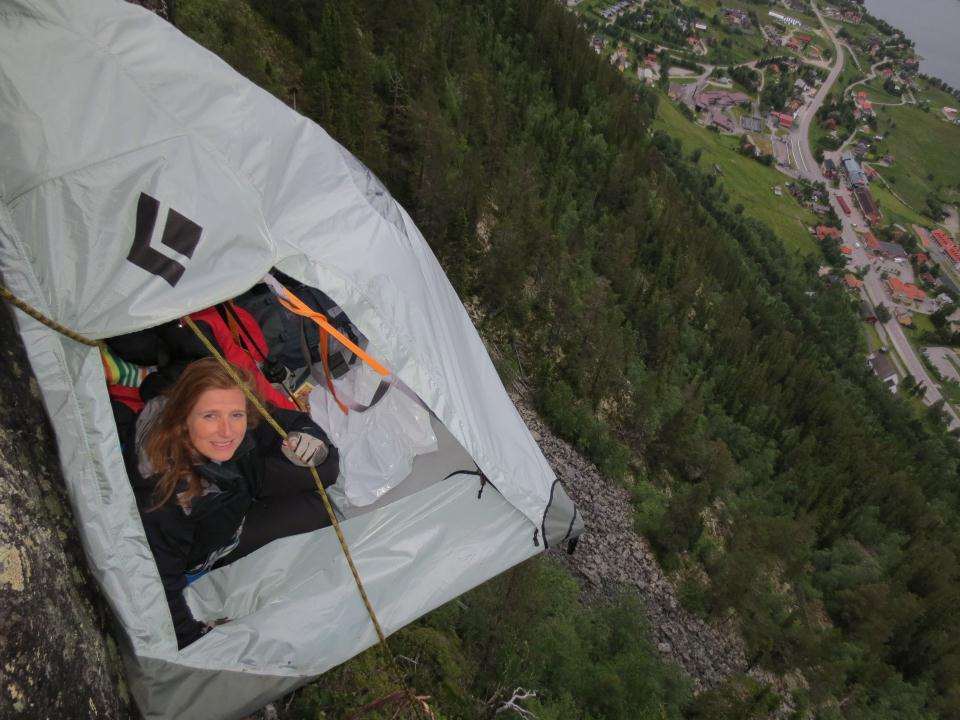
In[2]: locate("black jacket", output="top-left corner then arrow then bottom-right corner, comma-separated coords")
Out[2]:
128,405 -> 334,648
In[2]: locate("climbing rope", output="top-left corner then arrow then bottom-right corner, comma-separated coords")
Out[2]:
0,283 -> 103,348
0,283 -> 427,719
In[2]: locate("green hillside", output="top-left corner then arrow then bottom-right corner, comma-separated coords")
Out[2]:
654,95 -> 820,257
175,0 -> 960,717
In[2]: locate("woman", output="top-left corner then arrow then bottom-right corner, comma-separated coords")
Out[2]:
128,357 -> 339,649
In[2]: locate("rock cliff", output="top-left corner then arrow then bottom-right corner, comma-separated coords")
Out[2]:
0,303 -> 134,719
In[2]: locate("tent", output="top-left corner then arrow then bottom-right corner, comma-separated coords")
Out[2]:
0,1 -> 584,718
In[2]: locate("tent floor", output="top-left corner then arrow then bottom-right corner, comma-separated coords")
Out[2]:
325,414 -> 478,519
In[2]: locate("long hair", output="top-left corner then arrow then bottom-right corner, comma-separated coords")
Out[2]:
146,357 -> 261,511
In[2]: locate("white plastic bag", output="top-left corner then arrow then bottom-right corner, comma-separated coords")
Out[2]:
308,363 -> 437,506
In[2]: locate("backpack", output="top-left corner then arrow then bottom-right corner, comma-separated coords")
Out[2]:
233,274 -> 367,383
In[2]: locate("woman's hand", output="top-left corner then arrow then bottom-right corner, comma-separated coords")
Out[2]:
282,432 -> 329,467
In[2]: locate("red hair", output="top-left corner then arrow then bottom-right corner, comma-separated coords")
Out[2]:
146,358 -> 261,511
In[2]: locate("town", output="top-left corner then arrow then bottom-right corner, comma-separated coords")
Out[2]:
570,0 -> 960,427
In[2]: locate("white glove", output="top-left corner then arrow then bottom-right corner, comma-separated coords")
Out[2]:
282,431 -> 329,467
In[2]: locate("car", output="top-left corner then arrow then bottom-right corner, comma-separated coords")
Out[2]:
854,242 -> 861,248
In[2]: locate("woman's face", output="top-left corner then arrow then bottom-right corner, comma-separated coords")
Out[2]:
186,388 -> 248,462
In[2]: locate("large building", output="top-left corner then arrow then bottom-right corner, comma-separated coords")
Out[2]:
842,152 -> 867,188
769,10 -> 801,27
853,186 -> 881,225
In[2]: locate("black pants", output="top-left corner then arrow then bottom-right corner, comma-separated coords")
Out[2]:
215,455 -> 337,567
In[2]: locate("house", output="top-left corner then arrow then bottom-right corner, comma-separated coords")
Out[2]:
787,37 -> 801,51
842,152 -> 867,188
723,8 -> 751,27
816,225 -> 842,241
855,91 -> 874,116
610,46 -> 630,72
741,115 -> 764,132
853,186 -> 881,225
694,21 -> 708,31
914,252 -> 931,265
932,228 -> 960,264
709,108 -> 735,133
840,245 -> 853,255
769,10 -> 801,27
795,33 -> 812,45
823,158 -> 837,176
845,274 -> 864,290
876,240 -> 908,260
864,231 -> 880,250
897,312 -> 913,327
921,272 -> 938,286
881,67 -> 893,79
943,107 -> 959,122
695,90 -> 750,109
771,111 -> 794,128
887,276 -> 927,304
869,353 -> 898,393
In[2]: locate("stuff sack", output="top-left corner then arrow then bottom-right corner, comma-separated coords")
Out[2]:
308,363 -> 438,506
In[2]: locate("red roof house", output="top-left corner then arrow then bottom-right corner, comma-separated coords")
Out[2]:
816,225 -> 842,241
932,228 -> 960,263
887,276 -> 927,303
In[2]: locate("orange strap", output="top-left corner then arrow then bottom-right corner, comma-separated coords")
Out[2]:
276,289 -> 390,377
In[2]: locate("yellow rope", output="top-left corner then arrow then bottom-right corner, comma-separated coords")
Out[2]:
0,283 -> 103,348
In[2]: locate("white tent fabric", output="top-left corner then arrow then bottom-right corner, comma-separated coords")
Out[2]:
0,1 -> 584,718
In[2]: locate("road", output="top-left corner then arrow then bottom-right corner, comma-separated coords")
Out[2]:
788,3 -> 960,428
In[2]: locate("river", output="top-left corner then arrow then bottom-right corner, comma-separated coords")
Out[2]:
862,0 -> 960,90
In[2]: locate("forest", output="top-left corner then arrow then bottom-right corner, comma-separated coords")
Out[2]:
174,0 -> 960,717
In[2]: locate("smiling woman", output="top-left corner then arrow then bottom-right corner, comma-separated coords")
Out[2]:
186,388 -> 248,463
131,358 -> 340,649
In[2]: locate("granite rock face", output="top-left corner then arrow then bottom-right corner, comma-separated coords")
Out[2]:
0,303 -> 134,719
516,396 -> 749,693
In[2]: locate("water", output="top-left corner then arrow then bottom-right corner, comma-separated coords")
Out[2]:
862,0 -> 960,90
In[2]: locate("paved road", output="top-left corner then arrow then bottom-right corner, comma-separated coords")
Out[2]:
789,3 -> 960,428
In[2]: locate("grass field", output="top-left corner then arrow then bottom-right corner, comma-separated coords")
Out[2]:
862,319 -> 882,353
654,93 -> 821,256
873,95 -> 960,211
869,180 -> 930,229
834,45 -> 866,98
860,76 -> 903,105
